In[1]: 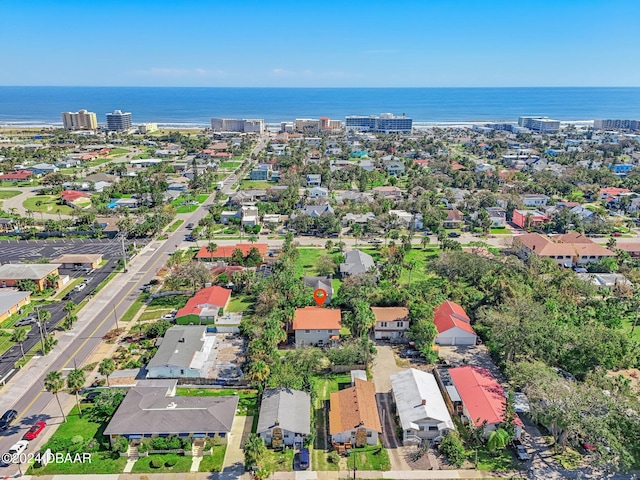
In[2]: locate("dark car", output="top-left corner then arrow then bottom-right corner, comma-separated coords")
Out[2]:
83,391 -> 102,402
186,223 -> 194,229
299,448 -> 309,469
448,232 -> 461,238
0,409 -> 18,431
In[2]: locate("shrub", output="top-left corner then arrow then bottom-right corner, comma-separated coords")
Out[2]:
137,441 -> 149,453
149,458 -> 163,468
439,431 -> 466,467
328,451 -> 340,464
111,436 -> 129,453
164,456 -> 178,467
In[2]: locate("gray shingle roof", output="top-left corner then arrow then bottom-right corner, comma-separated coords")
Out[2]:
256,388 -> 311,435
104,386 -> 238,436
339,250 -> 375,276
0,263 -> 61,280
147,326 -> 205,370
0,289 -> 30,313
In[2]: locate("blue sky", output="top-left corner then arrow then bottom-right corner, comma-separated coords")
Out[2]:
1,0 -> 638,87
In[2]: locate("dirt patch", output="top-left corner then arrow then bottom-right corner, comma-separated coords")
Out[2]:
608,368 -> 640,389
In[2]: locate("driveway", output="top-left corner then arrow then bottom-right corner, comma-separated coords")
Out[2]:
372,344 -> 411,471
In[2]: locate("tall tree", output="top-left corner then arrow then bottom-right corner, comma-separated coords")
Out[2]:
98,358 -> 116,387
44,371 -> 66,422
66,368 -> 86,417
11,327 -> 29,362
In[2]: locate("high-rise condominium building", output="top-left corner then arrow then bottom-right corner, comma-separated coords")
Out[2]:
594,119 -> 640,131
61,109 -> 98,130
106,110 -> 133,132
210,118 -> 265,133
345,113 -> 412,133
518,116 -> 561,133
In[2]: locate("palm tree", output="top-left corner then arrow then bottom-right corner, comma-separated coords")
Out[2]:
421,234 -> 431,250
44,371 -> 66,422
248,234 -> 258,244
405,260 -> 418,288
98,358 -> 116,387
11,327 -> 29,362
247,360 -> 270,389
206,242 -> 217,261
46,273 -> 59,289
351,223 -> 362,245
66,368 -> 86,416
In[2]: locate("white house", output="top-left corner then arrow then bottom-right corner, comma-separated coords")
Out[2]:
433,300 -> 477,346
390,369 -> 455,445
257,388 -> 311,448
146,326 -> 216,379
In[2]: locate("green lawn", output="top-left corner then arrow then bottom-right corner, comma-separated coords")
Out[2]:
23,195 -> 74,215
621,316 -> 640,342
120,294 -> 148,322
198,445 -> 227,472
263,448 -> 294,472
227,294 -> 253,313
147,294 -> 190,309
166,219 -> 184,232
29,406 -> 127,475
473,447 -> 519,471
219,161 -> 242,170
0,181 -> 34,187
130,453 -> 192,473
312,448 -> 339,471
345,444 -> 391,471
239,180 -> 273,190
85,158 -> 112,167
176,204 -> 198,213
108,147 -> 131,156
138,308 -> 172,321
175,388 -> 258,416
0,332 -> 15,356
395,247 -> 440,285
197,193 -> 210,203
0,190 -> 21,199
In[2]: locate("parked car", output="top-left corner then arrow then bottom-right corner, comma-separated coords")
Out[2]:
23,421 -> 46,440
448,232 -> 461,238
75,283 -> 87,292
0,409 -> 18,431
515,444 -> 531,461
14,316 -> 36,327
186,223 -> 194,229
299,447 -> 309,470
161,313 -> 175,320
1,440 -> 29,466
612,231 -> 622,237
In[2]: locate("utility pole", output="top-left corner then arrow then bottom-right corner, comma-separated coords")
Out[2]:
120,233 -> 128,272
36,307 -> 45,354
112,302 -> 119,330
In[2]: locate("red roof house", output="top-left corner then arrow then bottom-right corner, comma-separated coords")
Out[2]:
447,365 -> 523,436
433,300 -> 477,346
195,243 -> 268,261
292,306 -> 341,347
60,190 -> 90,204
1,171 -> 32,182
176,286 -> 232,323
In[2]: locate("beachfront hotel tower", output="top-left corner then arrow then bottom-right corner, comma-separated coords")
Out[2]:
211,118 -> 265,133
345,113 -> 412,133
61,109 -> 98,130
106,110 -> 133,132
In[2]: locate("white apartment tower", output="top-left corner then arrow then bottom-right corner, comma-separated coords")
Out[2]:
106,110 -> 132,132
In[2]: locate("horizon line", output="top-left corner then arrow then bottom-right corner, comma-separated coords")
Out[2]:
1,85 -> 640,89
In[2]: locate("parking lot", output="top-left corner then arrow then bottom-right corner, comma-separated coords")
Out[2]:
0,238 -> 134,263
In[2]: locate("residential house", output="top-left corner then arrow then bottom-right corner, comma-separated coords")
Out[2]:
512,209 -> 549,229
306,174 -> 322,187
60,190 -> 91,207
514,232 -> 615,266
0,263 -> 62,292
371,307 -> 410,340
110,198 -> 139,209
600,187 -> 633,204
25,163 -> 59,176
385,160 -> 406,176
341,212 -> 376,226
372,186 -> 403,201
329,379 -> 382,449
250,164 -> 275,181
339,250 -> 376,277
292,306 -> 341,347
389,210 -> 423,230
576,272 -> 633,289
616,242 -> 640,258
520,194 -> 549,207
308,186 -> 329,198
195,243 -> 268,262
443,210 -> 464,229
298,205 -> 335,218
175,286 -> 232,324
303,276 -> 333,303
441,366 -> 523,438
433,300 -> 477,346
146,326 -> 216,378
570,205 -> 595,222
53,254 -> 102,270
485,207 -> 506,227
257,388 -> 311,448
334,191 -> 373,204
240,205 -> 259,227
0,289 -> 31,323
228,189 -> 267,205
0,171 -> 32,182
390,369 -> 454,445
104,379 -> 237,445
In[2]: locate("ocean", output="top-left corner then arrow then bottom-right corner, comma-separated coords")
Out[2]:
0,87 -> 639,127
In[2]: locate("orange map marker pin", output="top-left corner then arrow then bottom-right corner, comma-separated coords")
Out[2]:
313,288 -> 327,306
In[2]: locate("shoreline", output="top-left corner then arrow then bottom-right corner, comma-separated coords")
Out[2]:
0,119 -> 596,131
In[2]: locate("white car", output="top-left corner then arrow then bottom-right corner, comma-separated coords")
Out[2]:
3,440 -> 29,464
161,313 -> 175,320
